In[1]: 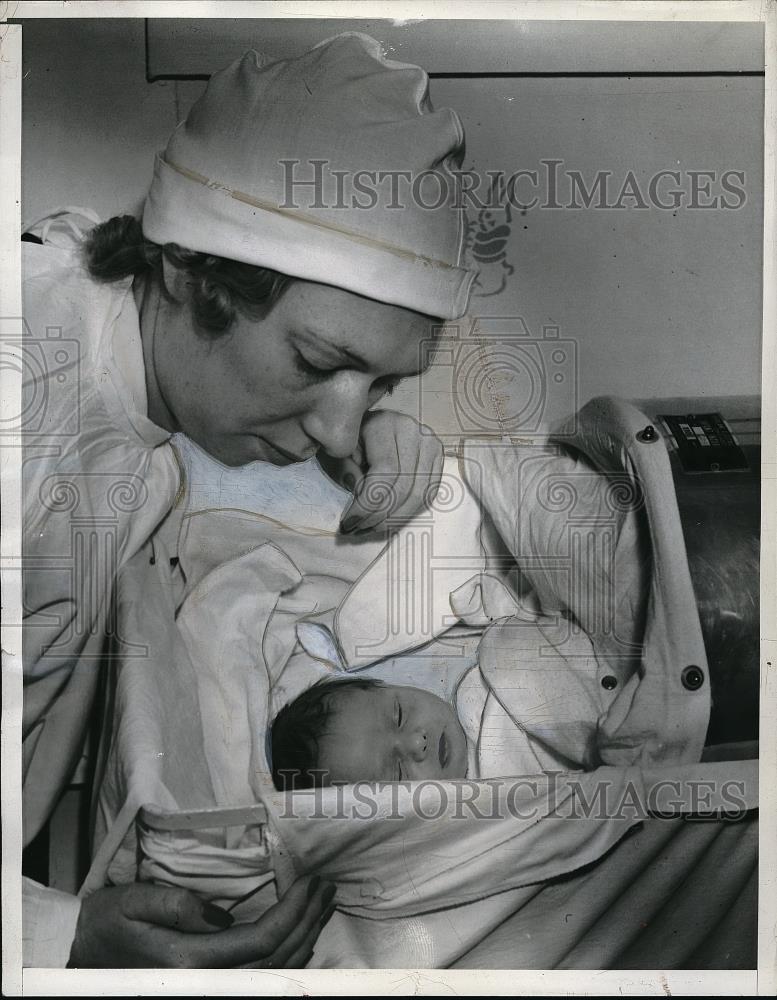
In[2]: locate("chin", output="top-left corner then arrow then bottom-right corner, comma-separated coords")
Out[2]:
214,439 -> 288,468
218,446 -> 256,468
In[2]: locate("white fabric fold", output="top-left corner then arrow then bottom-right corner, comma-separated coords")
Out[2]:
22,878 -> 82,969
334,455 -> 489,667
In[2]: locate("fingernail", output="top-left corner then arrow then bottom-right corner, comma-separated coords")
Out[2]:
202,902 -> 234,929
352,522 -> 381,536
322,883 -> 336,907
340,518 -> 359,534
343,473 -> 356,491
307,875 -> 321,900
320,903 -> 336,929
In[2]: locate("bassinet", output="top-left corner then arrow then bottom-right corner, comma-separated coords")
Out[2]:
84,396 -> 759,968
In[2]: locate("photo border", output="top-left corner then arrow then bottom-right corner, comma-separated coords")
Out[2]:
1,2 -> 774,995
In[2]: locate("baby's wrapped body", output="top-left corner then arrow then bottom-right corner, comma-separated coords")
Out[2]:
91,397 -> 759,967
272,386 -> 761,789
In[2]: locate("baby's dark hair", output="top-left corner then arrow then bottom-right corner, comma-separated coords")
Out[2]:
271,677 -> 384,791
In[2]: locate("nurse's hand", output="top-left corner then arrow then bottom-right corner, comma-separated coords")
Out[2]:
68,876 -> 335,968
329,410 -> 445,534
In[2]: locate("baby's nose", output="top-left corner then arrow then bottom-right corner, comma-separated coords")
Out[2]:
407,728 -> 428,762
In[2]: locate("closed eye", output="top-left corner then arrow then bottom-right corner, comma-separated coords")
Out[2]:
293,348 -> 334,383
296,348 -> 402,397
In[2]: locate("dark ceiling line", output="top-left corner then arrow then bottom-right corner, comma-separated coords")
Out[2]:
145,69 -> 764,83
143,16 -> 764,84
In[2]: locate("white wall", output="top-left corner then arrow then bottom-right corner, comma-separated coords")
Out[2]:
422,75 -> 763,431
19,18 -> 763,438
21,19 -> 197,223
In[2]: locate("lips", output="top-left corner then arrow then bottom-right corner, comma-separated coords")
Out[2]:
261,438 -> 314,464
438,729 -> 449,769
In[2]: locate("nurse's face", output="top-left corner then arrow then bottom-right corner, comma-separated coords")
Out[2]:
144,276 -> 438,467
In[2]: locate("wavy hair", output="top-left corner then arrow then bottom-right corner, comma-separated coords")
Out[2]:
83,215 -> 294,335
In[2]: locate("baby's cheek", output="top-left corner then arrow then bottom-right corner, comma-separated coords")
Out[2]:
451,723 -> 470,778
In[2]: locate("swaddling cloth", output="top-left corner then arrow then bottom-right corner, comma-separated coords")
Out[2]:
456,612 -> 624,779
94,540 -> 757,903
93,448 -> 494,891
88,517 -> 757,981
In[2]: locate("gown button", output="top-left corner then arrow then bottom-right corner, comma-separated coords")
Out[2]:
681,665 -> 705,691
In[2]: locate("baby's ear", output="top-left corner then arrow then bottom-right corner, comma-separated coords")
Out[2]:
161,255 -> 192,304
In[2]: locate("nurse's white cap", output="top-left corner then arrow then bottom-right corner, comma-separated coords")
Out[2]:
142,33 -> 477,320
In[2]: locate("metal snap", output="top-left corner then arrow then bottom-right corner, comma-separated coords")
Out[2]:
601,675 -> 618,691
681,665 -> 705,691
637,424 -> 658,443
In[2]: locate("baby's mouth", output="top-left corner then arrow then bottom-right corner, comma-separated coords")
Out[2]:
438,729 -> 449,769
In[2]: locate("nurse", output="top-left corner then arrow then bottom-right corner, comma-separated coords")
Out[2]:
21,34 -> 476,967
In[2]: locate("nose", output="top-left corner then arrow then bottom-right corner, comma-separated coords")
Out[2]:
402,727 -> 428,763
303,373 -> 370,460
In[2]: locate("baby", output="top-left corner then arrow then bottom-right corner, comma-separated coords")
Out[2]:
270,677 -> 469,789
270,611 -> 622,789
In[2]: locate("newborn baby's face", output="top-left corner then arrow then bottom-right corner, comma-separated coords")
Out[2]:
318,683 -> 468,783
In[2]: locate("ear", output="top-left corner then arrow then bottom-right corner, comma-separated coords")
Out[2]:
161,255 -> 192,304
